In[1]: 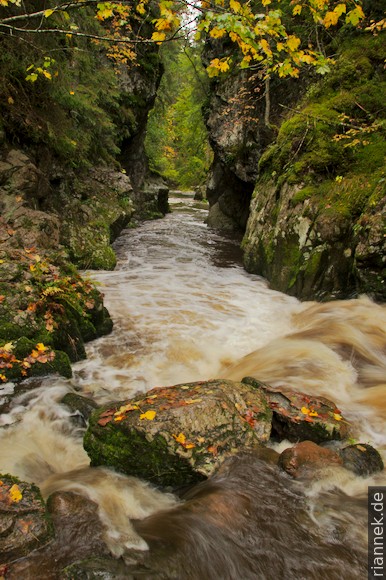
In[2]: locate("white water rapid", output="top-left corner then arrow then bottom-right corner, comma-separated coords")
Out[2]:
1,193 -> 385,578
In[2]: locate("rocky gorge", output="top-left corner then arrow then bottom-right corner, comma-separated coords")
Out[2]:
0,1 -> 385,577
203,31 -> 385,301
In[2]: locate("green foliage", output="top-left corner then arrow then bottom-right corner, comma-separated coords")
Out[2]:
145,43 -> 213,189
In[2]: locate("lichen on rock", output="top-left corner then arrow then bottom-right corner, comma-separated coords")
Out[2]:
84,379 -> 273,487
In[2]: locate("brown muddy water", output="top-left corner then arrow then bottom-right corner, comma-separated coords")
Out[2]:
0,193 -> 385,578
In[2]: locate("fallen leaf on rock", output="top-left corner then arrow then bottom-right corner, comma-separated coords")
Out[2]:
9,484 -> 22,503
98,416 -> 113,426
333,413 -> 342,421
309,410 -> 319,417
99,409 -> 115,418
301,406 -> 310,415
356,444 -> 367,452
17,518 -> 32,534
173,432 -> 195,449
173,433 -> 186,444
115,404 -> 139,415
140,410 -> 156,421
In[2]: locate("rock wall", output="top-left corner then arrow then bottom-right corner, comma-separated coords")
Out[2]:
203,54 -> 303,231
242,33 -> 385,301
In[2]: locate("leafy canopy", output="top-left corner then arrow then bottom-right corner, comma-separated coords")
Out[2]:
0,1 -> 371,79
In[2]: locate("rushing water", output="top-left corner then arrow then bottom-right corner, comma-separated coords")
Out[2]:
1,193 -> 385,578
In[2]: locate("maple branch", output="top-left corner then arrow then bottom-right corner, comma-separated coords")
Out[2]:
0,22 -> 185,44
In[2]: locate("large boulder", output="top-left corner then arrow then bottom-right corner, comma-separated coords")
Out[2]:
84,379 -> 273,486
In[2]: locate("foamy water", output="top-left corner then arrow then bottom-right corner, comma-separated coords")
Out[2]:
0,193 -> 385,576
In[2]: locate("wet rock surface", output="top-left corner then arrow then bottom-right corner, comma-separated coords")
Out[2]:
278,440 -> 343,478
84,379 -> 273,486
6,491 -> 110,579
242,377 -> 350,443
0,475 -> 53,565
340,443 -> 384,476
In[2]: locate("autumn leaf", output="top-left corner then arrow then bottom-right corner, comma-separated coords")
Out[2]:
140,410 -> 156,420
9,484 -> 22,503
115,403 -> 139,415
173,432 -> 195,449
36,343 -> 48,352
173,432 -> 186,444
17,519 -> 32,535
207,445 -> 218,456
301,406 -> 310,415
151,31 -> 166,43
333,413 -> 342,421
309,410 -> 319,417
1,342 -> 13,352
98,416 -> 113,426
185,398 -> 202,404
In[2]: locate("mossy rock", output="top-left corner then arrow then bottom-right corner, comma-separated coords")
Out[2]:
84,379 -> 273,487
0,474 -> 54,565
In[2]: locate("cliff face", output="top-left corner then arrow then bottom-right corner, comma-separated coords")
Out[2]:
243,34 -> 385,301
203,45 -> 303,232
0,6 -> 167,380
0,10 -> 164,270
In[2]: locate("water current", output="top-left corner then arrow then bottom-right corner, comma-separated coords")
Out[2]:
1,193 -> 385,578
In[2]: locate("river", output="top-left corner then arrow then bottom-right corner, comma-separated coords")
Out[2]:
1,193 -> 385,578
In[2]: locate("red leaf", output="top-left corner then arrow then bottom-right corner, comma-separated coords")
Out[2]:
97,416 -> 113,426
99,409 -> 115,417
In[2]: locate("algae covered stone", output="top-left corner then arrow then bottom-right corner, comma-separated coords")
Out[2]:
0,474 -> 53,564
242,377 -> 350,443
84,379 -> 272,487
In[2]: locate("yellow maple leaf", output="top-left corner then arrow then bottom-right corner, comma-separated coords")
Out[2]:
333,413 -> 342,421
140,410 -> 156,420
2,342 -> 14,352
286,35 -> 301,52
36,343 -> 48,352
151,32 -> 166,43
210,27 -> 227,39
309,410 -> 319,417
301,406 -> 310,415
324,11 -> 339,28
173,432 -> 186,444
218,59 -> 231,72
9,484 -> 23,503
293,4 -> 302,16
136,3 -> 146,15
229,0 -> 241,14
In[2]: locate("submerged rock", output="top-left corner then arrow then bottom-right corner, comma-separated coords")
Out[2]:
340,443 -> 384,476
0,475 -> 53,565
242,377 -> 350,443
278,440 -> 343,478
84,379 -> 272,486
